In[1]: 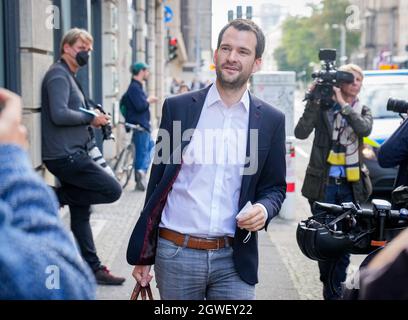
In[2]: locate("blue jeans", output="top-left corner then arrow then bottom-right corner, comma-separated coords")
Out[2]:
132,130 -> 154,172
310,182 -> 354,299
154,237 -> 255,300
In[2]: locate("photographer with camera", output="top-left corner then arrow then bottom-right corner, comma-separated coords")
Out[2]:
352,99 -> 408,299
295,54 -> 373,300
41,28 -> 124,285
378,100 -> 408,194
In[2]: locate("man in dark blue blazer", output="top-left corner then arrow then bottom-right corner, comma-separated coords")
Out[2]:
127,19 -> 286,300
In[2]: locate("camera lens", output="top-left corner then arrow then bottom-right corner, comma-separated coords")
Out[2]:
387,98 -> 408,114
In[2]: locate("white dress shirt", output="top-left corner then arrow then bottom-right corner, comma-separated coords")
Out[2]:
160,84 -> 267,237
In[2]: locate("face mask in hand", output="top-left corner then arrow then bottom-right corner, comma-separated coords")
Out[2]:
75,51 -> 90,67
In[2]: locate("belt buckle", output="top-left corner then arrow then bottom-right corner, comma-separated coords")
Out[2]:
208,238 -> 220,251
335,177 -> 342,185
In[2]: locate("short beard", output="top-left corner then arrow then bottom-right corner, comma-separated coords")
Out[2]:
216,67 -> 250,91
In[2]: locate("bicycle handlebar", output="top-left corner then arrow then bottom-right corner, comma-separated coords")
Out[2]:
118,121 -> 144,131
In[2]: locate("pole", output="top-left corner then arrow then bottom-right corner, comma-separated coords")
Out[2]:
340,24 -> 347,65
195,1 -> 201,79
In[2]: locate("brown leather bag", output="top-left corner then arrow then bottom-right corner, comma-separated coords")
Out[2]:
130,283 -> 154,300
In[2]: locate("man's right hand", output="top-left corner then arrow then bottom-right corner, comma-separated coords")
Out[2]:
0,89 -> 28,149
91,110 -> 110,128
132,265 -> 153,287
147,96 -> 158,104
307,83 -> 317,92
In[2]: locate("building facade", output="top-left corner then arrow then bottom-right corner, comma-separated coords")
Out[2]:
351,0 -> 408,69
1,0 -> 166,174
164,0 -> 213,92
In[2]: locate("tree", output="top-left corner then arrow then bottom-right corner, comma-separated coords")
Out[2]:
274,0 -> 360,79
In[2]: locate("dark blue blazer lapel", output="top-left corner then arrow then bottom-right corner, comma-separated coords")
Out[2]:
188,86 -> 210,128
177,86 -> 211,154
238,93 -> 263,209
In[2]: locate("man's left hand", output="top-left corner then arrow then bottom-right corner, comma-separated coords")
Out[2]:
237,205 -> 266,232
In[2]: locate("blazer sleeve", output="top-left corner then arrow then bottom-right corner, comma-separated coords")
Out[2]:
143,99 -> 172,207
378,118 -> 408,168
255,113 -> 287,230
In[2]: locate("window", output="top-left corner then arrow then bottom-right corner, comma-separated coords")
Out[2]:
53,0 -> 72,60
2,0 -> 20,93
0,0 -> 5,87
61,0 -> 72,33
91,0 -> 102,103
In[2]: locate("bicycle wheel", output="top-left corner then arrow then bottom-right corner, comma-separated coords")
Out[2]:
114,144 -> 135,189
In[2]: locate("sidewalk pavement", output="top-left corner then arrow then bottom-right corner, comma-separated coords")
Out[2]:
60,180 -> 323,300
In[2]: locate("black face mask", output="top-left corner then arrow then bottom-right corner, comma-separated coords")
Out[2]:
75,51 -> 90,67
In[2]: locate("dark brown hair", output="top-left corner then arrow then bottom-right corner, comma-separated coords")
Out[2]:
217,19 -> 265,59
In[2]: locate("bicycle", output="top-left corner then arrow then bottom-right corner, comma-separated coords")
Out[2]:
111,122 -> 145,189
297,198 -> 408,299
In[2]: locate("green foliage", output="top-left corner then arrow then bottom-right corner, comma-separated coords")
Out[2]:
274,0 -> 361,80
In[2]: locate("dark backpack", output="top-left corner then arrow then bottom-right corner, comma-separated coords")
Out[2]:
119,92 -> 129,120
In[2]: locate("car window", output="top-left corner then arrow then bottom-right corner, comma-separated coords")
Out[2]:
359,82 -> 408,119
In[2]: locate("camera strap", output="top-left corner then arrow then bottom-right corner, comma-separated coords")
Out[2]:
60,59 -> 98,142
60,58 -> 98,110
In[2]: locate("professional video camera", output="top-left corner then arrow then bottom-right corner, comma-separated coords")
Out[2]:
305,49 -> 355,109
387,98 -> 408,114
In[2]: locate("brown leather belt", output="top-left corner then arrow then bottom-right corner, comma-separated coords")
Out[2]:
159,228 -> 233,250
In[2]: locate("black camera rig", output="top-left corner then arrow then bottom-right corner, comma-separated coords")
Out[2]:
305,49 -> 355,109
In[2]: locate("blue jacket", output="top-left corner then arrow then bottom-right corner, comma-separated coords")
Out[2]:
378,118 -> 408,188
125,79 -> 151,131
0,144 -> 96,299
126,86 -> 287,285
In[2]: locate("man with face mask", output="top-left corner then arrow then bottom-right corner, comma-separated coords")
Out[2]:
41,28 -> 124,285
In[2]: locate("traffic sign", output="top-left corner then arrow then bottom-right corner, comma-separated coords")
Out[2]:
164,6 -> 173,23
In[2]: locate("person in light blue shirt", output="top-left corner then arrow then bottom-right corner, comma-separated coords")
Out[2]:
0,88 -> 96,299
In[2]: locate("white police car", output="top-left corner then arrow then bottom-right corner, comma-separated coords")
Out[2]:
359,70 -> 408,193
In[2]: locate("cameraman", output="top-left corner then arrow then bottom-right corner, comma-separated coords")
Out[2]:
41,28 -> 124,285
295,64 -> 373,300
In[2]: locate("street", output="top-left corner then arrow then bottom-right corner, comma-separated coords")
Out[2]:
60,176 -> 323,300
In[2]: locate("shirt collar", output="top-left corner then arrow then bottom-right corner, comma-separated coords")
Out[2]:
206,83 -> 250,112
